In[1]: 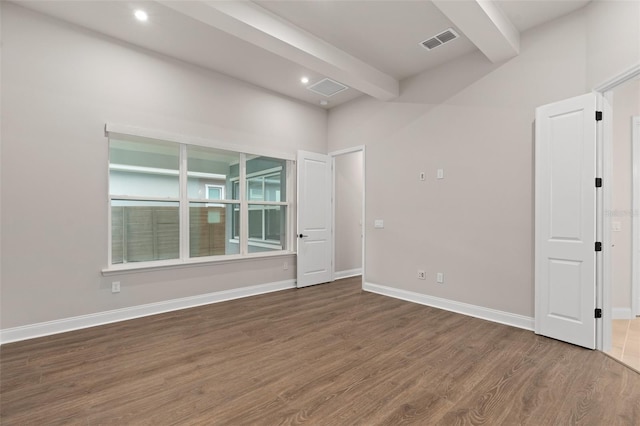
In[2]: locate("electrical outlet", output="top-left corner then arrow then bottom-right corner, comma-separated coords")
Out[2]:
436,273 -> 444,283
417,270 -> 426,280
283,261 -> 289,270
111,281 -> 121,293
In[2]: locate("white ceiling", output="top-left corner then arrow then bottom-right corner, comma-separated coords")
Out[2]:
255,1 -> 479,80
16,0 -> 591,109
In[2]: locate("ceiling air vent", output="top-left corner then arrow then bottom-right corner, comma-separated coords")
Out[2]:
307,78 -> 349,97
420,28 -> 459,51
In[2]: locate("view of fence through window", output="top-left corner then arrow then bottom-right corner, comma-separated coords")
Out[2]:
109,135 -> 289,265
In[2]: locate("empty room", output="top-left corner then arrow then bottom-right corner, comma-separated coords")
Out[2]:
1,0 -> 639,424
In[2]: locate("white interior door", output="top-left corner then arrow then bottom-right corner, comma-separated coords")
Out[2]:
535,92 -> 598,349
297,151 -> 333,288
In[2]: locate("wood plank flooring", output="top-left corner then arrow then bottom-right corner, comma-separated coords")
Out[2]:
2,277 -> 639,425
608,318 -> 640,372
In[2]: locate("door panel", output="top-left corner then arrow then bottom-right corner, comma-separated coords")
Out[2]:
297,151 -> 333,288
549,111 -> 585,239
535,92 -> 597,349
304,240 -> 331,274
548,259 -> 582,321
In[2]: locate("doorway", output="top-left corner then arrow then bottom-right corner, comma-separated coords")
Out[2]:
609,80 -> 640,321
596,63 -> 640,357
331,146 -> 365,284
605,79 -> 640,370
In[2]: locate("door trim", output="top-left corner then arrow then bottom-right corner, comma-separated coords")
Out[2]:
632,116 -> 640,317
594,62 -> 640,351
329,146 -> 366,287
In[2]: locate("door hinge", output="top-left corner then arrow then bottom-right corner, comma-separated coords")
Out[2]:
595,308 -> 602,318
595,177 -> 602,188
596,111 -> 603,121
595,242 -> 602,252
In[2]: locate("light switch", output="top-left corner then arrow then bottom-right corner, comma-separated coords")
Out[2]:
374,219 -> 384,229
437,169 -> 444,179
612,221 -> 622,232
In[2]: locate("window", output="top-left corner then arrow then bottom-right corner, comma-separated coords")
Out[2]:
108,133 -> 291,267
206,185 -> 225,201
230,156 -> 287,251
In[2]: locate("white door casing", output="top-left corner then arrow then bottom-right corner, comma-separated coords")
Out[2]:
633,116 -> 640,316
535,92 -> 598,349
297,151 -> 333,288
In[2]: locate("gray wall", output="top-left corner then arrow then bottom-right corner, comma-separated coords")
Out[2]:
328,1 -> 640,318
0,3 -> 327,329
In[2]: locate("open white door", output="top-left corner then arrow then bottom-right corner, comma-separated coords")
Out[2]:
297,151 -> 333,288
535,92 -> 598,349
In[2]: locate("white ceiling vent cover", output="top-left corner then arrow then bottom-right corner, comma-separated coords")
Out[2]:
307,78 -> 349,97
420,28 -> 459,51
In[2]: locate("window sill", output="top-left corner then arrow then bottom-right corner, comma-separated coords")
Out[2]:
101,251 -> 295,276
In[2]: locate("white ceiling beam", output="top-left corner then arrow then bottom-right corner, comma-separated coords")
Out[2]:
432,0 -> 520,63
158,0 -> 399,101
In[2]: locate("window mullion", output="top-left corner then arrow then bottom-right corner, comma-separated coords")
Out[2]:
287,160 -> 294,252
122,206 -> 128,263
262,177 -> 266,240
239,153 -> 248,255
108,204 -> 113,267
179,144 -> 189,261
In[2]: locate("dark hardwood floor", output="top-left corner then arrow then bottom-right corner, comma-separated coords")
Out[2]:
1,276 -> 639,425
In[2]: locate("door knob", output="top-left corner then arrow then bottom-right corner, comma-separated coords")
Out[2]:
298,234 -> 309,238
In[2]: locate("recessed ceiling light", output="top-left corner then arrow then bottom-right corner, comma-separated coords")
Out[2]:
134,10 -> 148,22
300,77 -> 309,84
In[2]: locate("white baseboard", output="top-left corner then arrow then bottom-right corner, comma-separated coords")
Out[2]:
364,282 -> 535,331
0,280 -> 296,345
334,268 -> 362,280
612,307 -> 633,320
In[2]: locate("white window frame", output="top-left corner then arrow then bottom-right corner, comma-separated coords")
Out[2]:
205,184 -> 225,201
205,184 -> 226,208
230,166 -> 288,250
103,124 -> 295,275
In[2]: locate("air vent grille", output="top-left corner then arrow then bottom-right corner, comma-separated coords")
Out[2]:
420,28 -> 459,51
307,78 -> 349,97
422,38 -> 442,50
